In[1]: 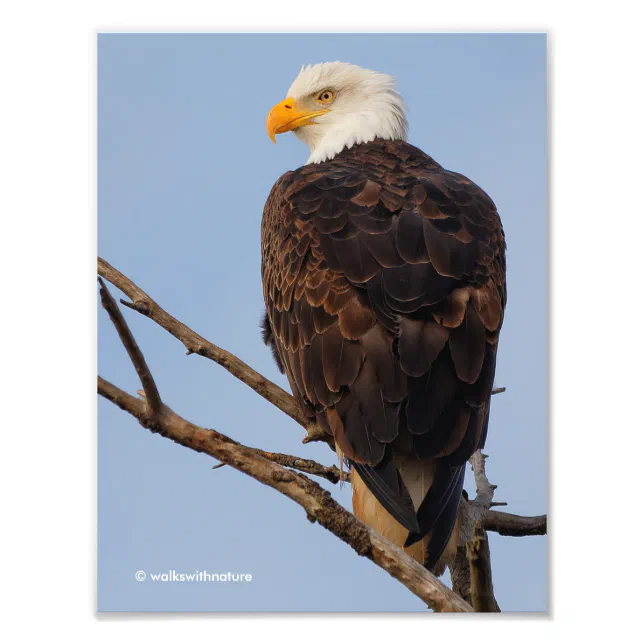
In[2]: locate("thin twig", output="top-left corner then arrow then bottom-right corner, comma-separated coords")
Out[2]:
98,278 -> 162,418
247,449 -> 350,484
98,376 -> 471,613
212,450 -> 349,484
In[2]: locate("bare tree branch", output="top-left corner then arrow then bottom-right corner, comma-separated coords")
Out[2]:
98,257 -> 333,448
244,449 -> 350,484
467,524 -> 500,612
484,511 -> 547,537
461,450 -> 501,612
97,257 -> 546,611
241,451 -> 544,533
448,546 -> 472,607
98,377 -> 471,613
240,460 -> 544,534
100,258 -> 545,527
212,449 -> 349,484
239,454 -> 545,530
97,284 -> 471,612
98,278 -> 161,418
470,451 -> 496,508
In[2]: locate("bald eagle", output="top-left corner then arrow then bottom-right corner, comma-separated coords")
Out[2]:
262,62 -> 506,573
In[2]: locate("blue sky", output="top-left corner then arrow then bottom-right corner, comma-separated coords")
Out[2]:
98,33 -> 546,612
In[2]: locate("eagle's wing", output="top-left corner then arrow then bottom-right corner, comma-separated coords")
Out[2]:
262,149 -> 505,553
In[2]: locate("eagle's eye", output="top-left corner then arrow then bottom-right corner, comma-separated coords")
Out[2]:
316,89 -> 335,105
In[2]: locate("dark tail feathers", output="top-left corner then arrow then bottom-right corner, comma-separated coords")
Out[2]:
354,455 -> 465,569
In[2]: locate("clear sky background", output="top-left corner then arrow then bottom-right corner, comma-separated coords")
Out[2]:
98,33 -> 546,612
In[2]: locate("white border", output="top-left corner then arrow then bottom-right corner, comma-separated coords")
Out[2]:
2,0 -> 642,640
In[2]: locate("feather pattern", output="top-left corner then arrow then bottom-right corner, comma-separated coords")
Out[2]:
261,138 -> 506,566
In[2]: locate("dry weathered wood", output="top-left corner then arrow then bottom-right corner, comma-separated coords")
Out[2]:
245,449 -> 350,484
448,545 -> 473,607
98,257 -> 334,448
461,450 -> 501,612
458,452 -> 495,546
97,258 -> 546,611
484,510 -> 547,537
98,258 -> 510,453
471,451 -> 496,506
467,524 -> 500,612
213,449 -> 349,484
97,287 -> 470,612
98,278 -> 161,418
98,376 -> 472,612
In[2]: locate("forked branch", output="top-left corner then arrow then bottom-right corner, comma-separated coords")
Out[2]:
97,258 -> 546,611
97,279 -> 471,612
98,257 -> 333,448
461,450 -> 501,612
99,277 -> 161,418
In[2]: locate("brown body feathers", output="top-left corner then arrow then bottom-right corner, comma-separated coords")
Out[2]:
261,139 -> 506,568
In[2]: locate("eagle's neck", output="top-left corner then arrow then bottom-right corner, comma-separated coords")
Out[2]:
295,105 -> 408,164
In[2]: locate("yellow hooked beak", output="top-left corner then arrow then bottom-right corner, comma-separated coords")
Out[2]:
266,97 -> 330,143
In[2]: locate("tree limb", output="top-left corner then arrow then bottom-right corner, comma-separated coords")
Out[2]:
97,258 -> 545,610
484,511 -> 547,537
213,449 -> 350,484
462,450 -> 501,612
467,524 -> 500,612
98,258 -> 508,449
243,450 -> 350,484
98,377 -> 471,613
448,546 -> 472,607
98,257 -> 334,448
97,281 -> 471,612
98,277 -> 161,418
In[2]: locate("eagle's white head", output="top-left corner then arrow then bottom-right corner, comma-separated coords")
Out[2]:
267,62 -> 408,164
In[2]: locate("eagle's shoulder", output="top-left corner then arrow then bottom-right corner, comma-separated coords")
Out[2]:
267,139 -> 505,289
